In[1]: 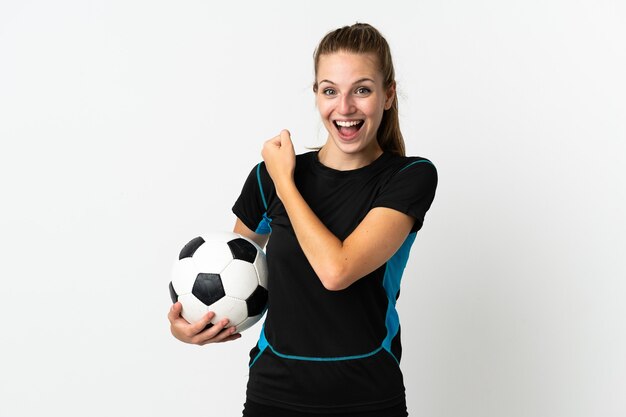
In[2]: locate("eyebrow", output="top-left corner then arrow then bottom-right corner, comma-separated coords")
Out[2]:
318,78 -> 376,85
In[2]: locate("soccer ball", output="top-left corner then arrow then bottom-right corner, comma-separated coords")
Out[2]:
168,231 -> 268,333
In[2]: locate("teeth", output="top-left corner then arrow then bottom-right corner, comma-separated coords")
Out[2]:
335,120 -> 362,127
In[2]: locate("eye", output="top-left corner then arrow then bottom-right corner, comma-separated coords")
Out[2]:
355,87 -> 371,95
322,88 -> 336,96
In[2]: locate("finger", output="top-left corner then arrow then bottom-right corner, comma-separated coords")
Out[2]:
215,331 -> 242,344
222,333 -> 242,343
201,326 -> 240,345
280,129 -> 293,148
191,316 -> 229,343
167,302 -> 182,322
189,311 -> 216,334
264,137 -> 281,148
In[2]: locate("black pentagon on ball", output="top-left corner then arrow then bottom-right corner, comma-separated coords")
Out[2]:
168,281 -> 178,303
192,273 -> 226,305
246,286 -> 268,316
227,238 -> 257,263
179,236 -> 205,260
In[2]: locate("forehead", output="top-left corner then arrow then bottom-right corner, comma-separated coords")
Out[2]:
316,52 -> 381,82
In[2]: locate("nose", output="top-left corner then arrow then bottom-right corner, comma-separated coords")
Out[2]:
338,94 -> 355,115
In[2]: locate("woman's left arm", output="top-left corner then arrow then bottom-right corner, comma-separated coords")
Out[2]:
263,130 -> 415,291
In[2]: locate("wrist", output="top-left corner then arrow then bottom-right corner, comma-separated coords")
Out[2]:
275,178 -> 297,201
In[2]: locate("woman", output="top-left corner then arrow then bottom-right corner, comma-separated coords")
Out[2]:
168,22 -> 438,416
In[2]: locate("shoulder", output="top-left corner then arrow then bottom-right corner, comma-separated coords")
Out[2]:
372,154 -> 438,229
383,153 -> 437,180
378,154 -> 438,199
388,153 -> 436,170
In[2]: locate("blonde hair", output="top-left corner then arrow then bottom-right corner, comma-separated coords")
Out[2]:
313,23 -> 405,156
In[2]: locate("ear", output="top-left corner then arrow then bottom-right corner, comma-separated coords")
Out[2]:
384,81 -> 396,110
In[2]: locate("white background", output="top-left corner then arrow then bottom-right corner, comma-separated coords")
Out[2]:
1,1 -> 625,416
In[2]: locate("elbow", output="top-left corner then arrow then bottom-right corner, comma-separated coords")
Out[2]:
318,265 -> 351,291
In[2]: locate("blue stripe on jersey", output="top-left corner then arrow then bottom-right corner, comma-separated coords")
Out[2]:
398,159 -> 433,172
255,163 -> 272,234
249,324 -> 270,368
249,325 -> 384,367
256,163 -> 268,210
255,213 -> 272,234
269,345 -> 384,362
381,232 -> 417,363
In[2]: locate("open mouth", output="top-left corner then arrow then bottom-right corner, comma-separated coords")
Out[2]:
333,120 -> 364,138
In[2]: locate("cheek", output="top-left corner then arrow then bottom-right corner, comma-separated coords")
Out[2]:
363,102 -> 383,121
316,100 -> 332,119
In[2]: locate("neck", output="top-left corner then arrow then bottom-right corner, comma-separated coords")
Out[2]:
318,141 -> 383,171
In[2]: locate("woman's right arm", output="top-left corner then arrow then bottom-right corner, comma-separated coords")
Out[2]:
233,217 -> 269,249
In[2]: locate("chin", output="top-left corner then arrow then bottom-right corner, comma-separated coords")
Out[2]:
331,137 -> 364,153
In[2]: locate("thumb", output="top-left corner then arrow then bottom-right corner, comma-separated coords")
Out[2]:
168,301 -> 182,320
280,129 -> 293,148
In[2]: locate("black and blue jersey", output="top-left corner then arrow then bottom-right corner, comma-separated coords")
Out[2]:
232,150 -> 437,414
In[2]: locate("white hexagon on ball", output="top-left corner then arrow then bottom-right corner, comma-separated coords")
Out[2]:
253,255 -> 268,287
170,258 -> 199,295
191,238 -> 234,274
178,293 -> 209,324
220,259 -> 259,300
210,296 -> 248,328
